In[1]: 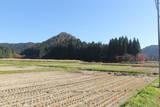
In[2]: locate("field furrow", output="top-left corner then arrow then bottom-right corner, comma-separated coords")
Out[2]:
0,71 -> 155,107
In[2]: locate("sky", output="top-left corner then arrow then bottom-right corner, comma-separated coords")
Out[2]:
0,0 -> 158,48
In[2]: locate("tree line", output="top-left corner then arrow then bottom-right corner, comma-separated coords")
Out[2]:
22,33 -> 141,62
0,46 -> 16,58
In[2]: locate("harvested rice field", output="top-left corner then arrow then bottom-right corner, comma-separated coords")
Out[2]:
0,71 -> 156,107
0,59 -> 158,107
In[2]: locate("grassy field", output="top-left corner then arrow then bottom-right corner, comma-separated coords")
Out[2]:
121,79 -> 160,107
0,60 -> 158,75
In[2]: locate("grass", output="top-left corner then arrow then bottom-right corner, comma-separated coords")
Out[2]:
38,63 -> 147,74
0,60 -> 157,74
102,62 -> 158,68
121,79 -> 160,107
84,67 -> 146,74
0,68 -> 65,74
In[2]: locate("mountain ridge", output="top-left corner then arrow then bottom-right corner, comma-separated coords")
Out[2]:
141,45 -> 158,61
0,42 -> 35,53
0,46 -> 18,58
142,45 -> 158,56
0,32 -> 141,62
21,32 -> 81,58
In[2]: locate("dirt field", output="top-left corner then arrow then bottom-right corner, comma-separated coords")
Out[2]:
0,71 -> 155,107
0,66 -> 43,71
0,58 -> 81,62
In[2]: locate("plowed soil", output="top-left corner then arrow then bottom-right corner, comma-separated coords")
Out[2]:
0,71 -> 155,107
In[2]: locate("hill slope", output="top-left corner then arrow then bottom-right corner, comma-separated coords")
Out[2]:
22,32 -> 82,58
0,46 -> 18,58
142,45 -> 158,56
0,43 -> 35,53
142,45 -> 158,60
22,32 -> 141,62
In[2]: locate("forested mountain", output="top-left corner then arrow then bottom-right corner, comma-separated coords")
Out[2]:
142,45 -> 158,56
22,32 -> 141,62
142,45 -> 158,61
0,43 -> 35,53
22,32 -> 81,58
0,46 -> 17,58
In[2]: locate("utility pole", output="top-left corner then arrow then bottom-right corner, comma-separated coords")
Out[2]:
155,0 -> 160,88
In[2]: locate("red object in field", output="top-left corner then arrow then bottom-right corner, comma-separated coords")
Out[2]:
115,54 -> 145,62
137,55 -> 145,62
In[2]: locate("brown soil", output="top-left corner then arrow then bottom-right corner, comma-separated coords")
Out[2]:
0,71 -> 155,107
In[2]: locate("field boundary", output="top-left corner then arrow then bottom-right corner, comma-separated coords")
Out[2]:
121,78 -> 160,107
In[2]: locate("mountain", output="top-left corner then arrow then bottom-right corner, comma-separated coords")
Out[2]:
22,32 -> 141,62
39,32 -> 79,49
0,46 -> 18,58
0,42 -> 35,53
22,32 -> 82,58
142,45 -> 158,61
142,45 -> 158,56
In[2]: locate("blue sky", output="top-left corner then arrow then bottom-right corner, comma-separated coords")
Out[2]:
0,0 -> 157,48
